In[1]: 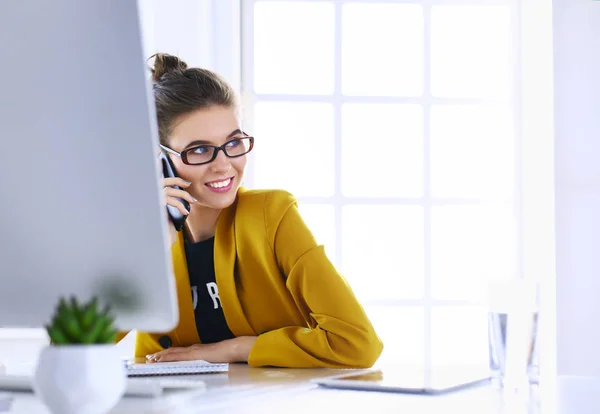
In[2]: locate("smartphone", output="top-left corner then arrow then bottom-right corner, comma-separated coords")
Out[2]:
159,152 -> 190,232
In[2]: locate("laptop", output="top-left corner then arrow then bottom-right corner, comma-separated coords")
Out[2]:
313,365 -> 490,395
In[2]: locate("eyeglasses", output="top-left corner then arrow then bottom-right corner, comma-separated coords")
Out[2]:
160,136 -> 254,165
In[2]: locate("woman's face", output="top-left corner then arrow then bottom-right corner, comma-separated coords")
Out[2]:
166,105 -> 247,211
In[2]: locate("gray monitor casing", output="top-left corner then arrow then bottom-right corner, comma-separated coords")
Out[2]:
0,0 -> 179,332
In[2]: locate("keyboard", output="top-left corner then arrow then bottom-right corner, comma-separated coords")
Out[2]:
0,374 -> 207,398
0,392 -> 12,411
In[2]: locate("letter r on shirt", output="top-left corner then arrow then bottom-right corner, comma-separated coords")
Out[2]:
206,282 -> 222,310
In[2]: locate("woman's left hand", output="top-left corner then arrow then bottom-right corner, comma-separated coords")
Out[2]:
146,336 -> 257,364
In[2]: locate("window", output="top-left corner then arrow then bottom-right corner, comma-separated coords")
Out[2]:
242,0 -> 520,367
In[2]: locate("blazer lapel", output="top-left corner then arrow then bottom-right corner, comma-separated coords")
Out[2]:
214,195 -> 256,336
171,232 -> 200,345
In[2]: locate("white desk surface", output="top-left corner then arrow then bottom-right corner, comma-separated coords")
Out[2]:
2,363 -> 599,414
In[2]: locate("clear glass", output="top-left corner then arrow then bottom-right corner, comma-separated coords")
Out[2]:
430,205 -> 516,301
431,306 -> 489,366
365,306 -> 424,367
253,102 -> 334,197
430,104 -> 515,199
488,280 -> 540,388
341,104 -> 423,198
430,5 -> 512,98
254,1 -> 334,95
298,204 -> 336,264
342,3 -> 423,96
341,205 -> 424,300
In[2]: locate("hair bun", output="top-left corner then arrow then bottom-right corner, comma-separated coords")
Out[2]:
150,53 -> 188,82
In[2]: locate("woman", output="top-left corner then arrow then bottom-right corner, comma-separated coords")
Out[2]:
121,53 -> 383,368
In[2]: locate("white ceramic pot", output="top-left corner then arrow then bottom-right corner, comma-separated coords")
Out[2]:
33,345 -> 126,414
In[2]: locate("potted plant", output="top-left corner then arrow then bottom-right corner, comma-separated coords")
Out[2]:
33,296 -> 126,414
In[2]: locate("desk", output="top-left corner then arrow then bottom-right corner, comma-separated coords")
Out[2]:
4,365 -> 599,414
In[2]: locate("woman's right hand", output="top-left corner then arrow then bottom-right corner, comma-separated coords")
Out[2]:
163,177 -> 196,246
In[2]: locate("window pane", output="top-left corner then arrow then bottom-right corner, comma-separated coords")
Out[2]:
430,104 -> 514,199
254,1 -> 334,94
431,306 -> 489,366
366,306 -> 424,367
253,102 -> 334,197
342,4 -> 423,96
298,204 -> 336,264
342,104 -> 423,198
342,206 -> 424,300
431,6 -> 512,98
431,205 -> 516,301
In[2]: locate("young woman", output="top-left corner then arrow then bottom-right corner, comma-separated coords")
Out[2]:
121,53 -> 383,368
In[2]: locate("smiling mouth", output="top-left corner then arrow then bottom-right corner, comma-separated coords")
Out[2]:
205,177 -> 233,189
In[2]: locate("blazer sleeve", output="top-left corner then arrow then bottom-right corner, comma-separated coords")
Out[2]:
115,330 -> 164,358
115,331 -> 163,358
247,192 -> 383,368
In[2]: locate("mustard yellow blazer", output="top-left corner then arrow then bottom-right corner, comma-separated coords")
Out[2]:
122,188 -> 383,368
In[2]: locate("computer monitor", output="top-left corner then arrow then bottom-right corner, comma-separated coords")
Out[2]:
0,1 -> 179,332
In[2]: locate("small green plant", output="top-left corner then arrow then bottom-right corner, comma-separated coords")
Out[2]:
45,296 -> 117,345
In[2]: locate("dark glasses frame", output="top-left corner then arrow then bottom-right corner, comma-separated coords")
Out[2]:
160,136 -> 254,165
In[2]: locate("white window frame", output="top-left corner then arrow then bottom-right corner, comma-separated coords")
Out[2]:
241,0 -> 526,367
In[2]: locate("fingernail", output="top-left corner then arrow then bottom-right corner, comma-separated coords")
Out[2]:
146,354 -> 153,359
192,197 -> 198,202
185,180 -> 192,185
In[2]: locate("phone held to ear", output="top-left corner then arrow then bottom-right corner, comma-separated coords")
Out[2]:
159,152 -> 190,232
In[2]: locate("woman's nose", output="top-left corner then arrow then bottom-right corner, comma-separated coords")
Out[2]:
211,149 -> 232,172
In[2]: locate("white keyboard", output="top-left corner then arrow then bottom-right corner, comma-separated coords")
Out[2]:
127,377 -> 207,396
0,375 -> 206,398
0,392 -> 12,412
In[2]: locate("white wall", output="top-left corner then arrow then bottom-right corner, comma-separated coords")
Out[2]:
520,0 -> 556,383
553,0 -> 600,376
